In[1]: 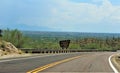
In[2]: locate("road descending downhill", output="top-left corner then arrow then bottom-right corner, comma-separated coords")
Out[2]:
0,52 -> 116,73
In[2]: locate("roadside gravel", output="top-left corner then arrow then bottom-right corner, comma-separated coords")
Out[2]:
0,53 -> 33,59
111,54 -> 120,72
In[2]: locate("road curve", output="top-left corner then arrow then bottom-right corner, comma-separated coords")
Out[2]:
0,52 -> 115,73
40,52 -> 115,73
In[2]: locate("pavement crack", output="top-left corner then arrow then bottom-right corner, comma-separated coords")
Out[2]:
88,63 -> 93,69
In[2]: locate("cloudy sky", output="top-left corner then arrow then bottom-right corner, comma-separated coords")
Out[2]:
0,0 -> 120,33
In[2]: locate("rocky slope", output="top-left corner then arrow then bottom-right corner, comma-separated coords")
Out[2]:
0,40 -> 22,56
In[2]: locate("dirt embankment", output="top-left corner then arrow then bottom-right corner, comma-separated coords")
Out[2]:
0,40 -> 23,56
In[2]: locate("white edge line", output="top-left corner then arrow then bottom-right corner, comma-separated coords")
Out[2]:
0,54 -> 65,63
109,54 -> 119,73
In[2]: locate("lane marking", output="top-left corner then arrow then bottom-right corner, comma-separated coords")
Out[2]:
27,55 -> 82,73
0,55 -> 50,63
109,54 -> 119,73
0,54 -> 67,63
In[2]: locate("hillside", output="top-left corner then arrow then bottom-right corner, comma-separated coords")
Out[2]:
20,31 -> 120,50
2,29 -> 120,50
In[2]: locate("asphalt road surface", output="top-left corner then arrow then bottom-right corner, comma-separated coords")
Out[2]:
0,52 -> 116,73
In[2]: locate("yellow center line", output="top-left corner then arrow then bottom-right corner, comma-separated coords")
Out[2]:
26,55 -> 82,73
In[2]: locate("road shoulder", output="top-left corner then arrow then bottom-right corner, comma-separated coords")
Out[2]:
111,54 -> 120,72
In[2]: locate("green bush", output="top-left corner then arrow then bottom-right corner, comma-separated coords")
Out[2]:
2,29 -> 29,48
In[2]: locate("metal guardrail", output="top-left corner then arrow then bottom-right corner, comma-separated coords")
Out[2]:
20,49 -> 117,53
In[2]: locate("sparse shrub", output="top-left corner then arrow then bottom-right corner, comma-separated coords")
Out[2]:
1,44 -> 5,48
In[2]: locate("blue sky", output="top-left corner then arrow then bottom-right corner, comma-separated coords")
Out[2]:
0,0 -> 120,33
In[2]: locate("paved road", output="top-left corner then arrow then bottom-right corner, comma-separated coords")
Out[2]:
42,52 -> 115,73
0,52 -> 115,73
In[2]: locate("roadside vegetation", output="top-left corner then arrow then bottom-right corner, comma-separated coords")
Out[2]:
2,29 -> 30,48
1,29 -> 120,51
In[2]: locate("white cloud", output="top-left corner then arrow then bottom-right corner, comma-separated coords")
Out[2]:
14,0 -> 120,32
40,0 -> 119,28
108,8 -> 120,24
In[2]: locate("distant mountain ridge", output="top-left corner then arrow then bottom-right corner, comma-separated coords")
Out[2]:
22,31 -> 120,39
